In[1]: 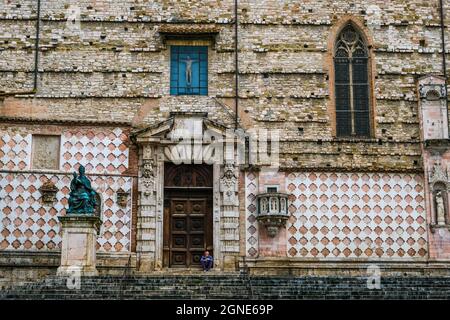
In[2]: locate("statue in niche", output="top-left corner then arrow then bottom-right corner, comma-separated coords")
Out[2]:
435,189 -> 447,225
67,165 -> 98,214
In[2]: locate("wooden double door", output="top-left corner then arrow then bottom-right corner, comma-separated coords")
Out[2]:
163,164 -> 213,268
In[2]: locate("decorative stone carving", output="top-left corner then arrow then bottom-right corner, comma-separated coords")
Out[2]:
116,188 -> 129,207
419,83 -> 446,100
142,159 -> 156,192
429,162 -> 448,186
256,192 -> 289,237
143,144 -> 154,159
94,193 -> 102,219
39,180 -> 58,204
220,162 -> 238,206
32,135 -> 60,170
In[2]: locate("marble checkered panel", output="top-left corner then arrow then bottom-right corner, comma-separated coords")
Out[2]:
245,171 -> 259,257
60,128 -> 129,174
0,133 -> 32,170
246,172 -> 428,259
0,172 -> 133,252
287,172 -> 427,259
0,128 -> 129,174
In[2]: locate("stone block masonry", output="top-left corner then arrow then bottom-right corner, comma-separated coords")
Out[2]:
0,0 -> 449,281
0,0 -> 448,171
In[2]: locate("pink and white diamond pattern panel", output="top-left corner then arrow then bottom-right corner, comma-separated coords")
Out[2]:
245,172 -> 259,257
0,132 -> 31,170
0,172 -> 133,252
286,172 -> 427,259
93,175 -> 132,252
61,128 -> 129,174
1,173 -> 62,251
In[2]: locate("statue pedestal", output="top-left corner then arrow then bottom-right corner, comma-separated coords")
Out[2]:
57,215 -> 101,276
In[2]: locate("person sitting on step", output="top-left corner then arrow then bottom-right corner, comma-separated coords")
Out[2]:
200,251 -> 213,272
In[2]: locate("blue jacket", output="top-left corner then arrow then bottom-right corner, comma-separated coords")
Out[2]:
200,255 -> 213,263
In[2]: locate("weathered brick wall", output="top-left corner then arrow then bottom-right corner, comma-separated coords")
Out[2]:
1,0 -> 449,171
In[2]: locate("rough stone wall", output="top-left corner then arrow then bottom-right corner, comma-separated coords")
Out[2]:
1,1 -> 450,268
0,0 -> 448,171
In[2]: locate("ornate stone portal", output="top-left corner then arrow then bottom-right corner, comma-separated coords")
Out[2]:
135,144 -> 159,271
133,113 -> 240,271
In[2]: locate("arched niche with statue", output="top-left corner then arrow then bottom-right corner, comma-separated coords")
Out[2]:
429,163 -> 450,232
432,182 -> 448,226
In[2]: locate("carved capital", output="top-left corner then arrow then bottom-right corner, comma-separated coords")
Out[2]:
116,188 -> 129,207
39,180 -> 58,204
141,159 -> 156,194
142,144 -> 155,160
429,162 -> 449,187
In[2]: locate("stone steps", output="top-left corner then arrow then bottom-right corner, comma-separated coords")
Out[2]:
2,275 -> 450,300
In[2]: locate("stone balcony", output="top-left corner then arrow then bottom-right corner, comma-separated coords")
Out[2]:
256,192 -> 290,238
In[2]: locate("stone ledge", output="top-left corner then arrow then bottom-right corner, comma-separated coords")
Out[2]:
0,251 -> 137,288
242,258 -> 450,276
0,115 -> 132,126
0,250 -> 136,269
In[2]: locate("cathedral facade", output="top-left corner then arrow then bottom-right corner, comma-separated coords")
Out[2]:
0,0 -> 449,285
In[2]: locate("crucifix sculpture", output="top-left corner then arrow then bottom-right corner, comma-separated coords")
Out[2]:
181,55 -> 197,87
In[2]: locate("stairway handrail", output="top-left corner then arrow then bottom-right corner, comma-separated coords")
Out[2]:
119,255 -> 132,299
242,256 -> 254,299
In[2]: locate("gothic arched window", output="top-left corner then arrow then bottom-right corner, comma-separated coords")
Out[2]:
334,24 -> 371,137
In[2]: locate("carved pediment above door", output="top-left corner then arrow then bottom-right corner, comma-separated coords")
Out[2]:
132,117 -> 174,144
131,112 -> 233,164
133,112 -> 228,143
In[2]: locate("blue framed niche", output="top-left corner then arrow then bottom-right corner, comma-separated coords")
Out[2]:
170,45 -> 208,96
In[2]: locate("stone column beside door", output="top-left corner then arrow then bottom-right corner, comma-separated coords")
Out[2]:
136,143 -> 159,271
219,161 -> 240,270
